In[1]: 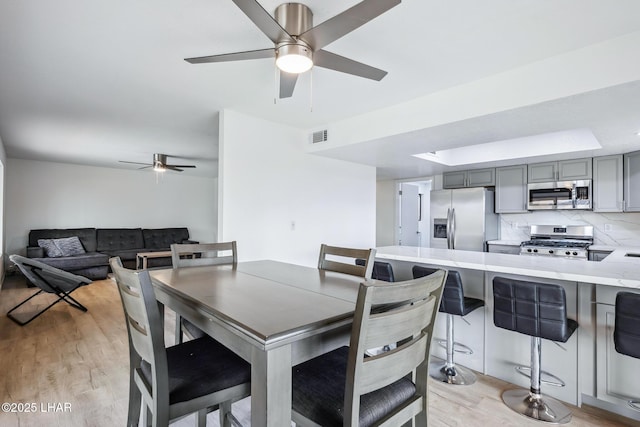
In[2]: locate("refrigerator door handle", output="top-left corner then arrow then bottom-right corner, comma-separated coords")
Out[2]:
446,208 -> 452,249
450,208 -> 456,249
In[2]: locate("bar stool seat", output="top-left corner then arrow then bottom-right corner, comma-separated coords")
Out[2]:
493,277 -> 578,424
413,266 -> 483,385
614,291 -> 640,412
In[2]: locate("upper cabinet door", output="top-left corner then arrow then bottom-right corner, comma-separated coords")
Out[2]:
624,151 -> 640,212
467,168 -> 495,187
593,155 -> 623,212
442,171 -> 467,189
528,161 -> 557,182
558,158 -> 592,180
495,165 -> 528,213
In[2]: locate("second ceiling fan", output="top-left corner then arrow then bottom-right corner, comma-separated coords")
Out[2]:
185,0 -> 401,98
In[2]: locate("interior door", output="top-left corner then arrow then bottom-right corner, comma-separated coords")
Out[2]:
400,183 -> 420,246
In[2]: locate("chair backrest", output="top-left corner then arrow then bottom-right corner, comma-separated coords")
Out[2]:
344,269 -> 447,425
110,257 -> 169,406
413,265 -> 466,315
614,291 -> 640,359
493,276 -> 573,342
171,241 -> 237,268
318,244 -> 375,279
355,259 -> 395,282
9,254 -> 92,293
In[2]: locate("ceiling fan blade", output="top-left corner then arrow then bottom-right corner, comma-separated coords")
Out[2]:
166,164 -> 196,168
165,166 -> 184,172
299,0 -> 401,51
314,50 -> 387,81
279,72 -> 298,98
231,0 -> 294,44
119,160 -> 152,166
185,48 -> 275,64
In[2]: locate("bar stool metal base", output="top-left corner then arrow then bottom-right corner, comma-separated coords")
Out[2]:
429,361 -> 477,385
502,388 -> 572,424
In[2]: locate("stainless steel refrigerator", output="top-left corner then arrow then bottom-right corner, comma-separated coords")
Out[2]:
430,188 -> 499,251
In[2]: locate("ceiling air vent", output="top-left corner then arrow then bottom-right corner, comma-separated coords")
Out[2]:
312,129 -> 328,143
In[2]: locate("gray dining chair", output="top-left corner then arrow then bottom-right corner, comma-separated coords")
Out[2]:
110,257 -> 250,427
291,269 -> 447,426
171,241 -> 237,344
317,244 -> 376,279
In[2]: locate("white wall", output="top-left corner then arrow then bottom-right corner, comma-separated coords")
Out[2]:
5,159 -> 218,258
376,180 -> 396,246
219,110 -> 376,267
0,137 -> 6,280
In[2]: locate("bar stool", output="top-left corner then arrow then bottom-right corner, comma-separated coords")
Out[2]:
614,291 -> 640,411
413,266 -> 483,385
355,259 -> 395,282
493,277 -> 578,424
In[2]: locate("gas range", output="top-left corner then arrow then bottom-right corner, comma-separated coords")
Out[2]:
520,225 -> 594,259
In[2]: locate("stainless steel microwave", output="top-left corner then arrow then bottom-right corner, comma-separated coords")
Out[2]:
527,180 -> 592,210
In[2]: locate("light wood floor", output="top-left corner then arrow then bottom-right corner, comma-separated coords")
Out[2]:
0,275 -> 638,427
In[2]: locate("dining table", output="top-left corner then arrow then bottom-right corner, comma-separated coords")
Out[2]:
148,259 -> 364,427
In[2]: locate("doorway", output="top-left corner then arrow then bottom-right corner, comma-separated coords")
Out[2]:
398,180 -> 431,247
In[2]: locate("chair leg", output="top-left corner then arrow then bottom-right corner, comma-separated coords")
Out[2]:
175,315 -> 183,345
7,286 -> 86,326
502,336 -> 572,424
429,313 -> 477,385
219,401 -> 232,427
196,408 -> 207,427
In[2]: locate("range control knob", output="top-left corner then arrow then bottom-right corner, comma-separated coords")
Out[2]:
565,251 -> 571,255
527,248 -> 532,253
548,250 -> 554,254
572,251 -> 578,256
533,249 -> 538,253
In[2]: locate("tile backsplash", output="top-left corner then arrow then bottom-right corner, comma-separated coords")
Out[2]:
500,211 -> 640,247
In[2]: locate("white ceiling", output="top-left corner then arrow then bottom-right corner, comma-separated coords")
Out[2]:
1,0 -> 640,178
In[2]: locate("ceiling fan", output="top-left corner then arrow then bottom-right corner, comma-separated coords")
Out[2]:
185,0 -> 401,98
119,154 -> 196,172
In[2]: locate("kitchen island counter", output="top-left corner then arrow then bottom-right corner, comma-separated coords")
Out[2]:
376,245 -> 640,289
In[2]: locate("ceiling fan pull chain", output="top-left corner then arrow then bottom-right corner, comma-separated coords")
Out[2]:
310,68 -> 313,113
274,65 -> 278,105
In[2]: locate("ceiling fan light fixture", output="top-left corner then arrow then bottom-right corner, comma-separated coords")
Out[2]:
276,44 -> 313,74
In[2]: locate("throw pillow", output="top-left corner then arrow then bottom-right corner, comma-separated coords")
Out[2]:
54,236 -> 86,256
37,239 -> 64,258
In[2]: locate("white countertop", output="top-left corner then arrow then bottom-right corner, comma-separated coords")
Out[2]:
376,246 -> 640,289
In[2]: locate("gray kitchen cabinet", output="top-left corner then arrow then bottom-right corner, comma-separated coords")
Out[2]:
495,165 -> 528,213
443,168 -> 495,189
528,158 -> 592,182
595,286 -> 640,408
593,155 -> 623,212
624,150 -> 640,212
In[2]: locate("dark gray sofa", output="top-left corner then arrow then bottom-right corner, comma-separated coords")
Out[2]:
26,227 -> 196,279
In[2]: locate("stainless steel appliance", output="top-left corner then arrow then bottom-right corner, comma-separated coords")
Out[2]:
430,188 -> 499,251
527,180 -> 592,210
520,225 -> 594,259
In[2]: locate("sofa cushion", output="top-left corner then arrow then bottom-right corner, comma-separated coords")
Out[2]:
97,228 -> 144,252
143,228 -> 190,250
29,228 -> 97,252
